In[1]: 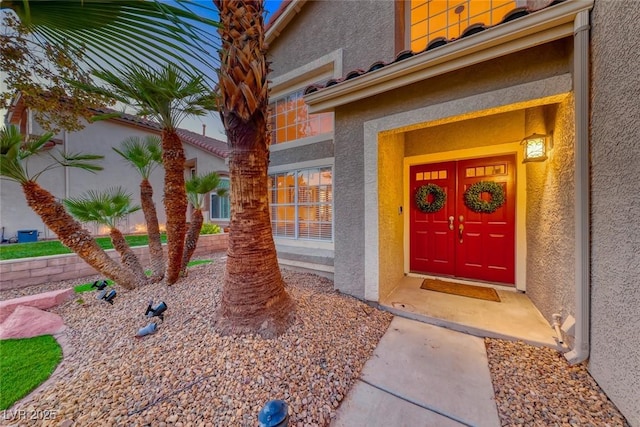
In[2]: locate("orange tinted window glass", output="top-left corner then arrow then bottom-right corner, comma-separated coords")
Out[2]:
268,90 -> 334,144
409,0 -> 517,51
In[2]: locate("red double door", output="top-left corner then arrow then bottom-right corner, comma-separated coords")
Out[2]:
409,155 -> 516,285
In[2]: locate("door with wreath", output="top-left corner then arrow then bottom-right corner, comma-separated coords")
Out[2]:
409,155 -> 516,285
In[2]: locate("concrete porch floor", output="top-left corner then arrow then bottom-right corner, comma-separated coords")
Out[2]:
380,275 -> 562,349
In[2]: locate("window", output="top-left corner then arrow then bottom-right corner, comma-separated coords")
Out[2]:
210,178 -> 230,221
410,0 -> 517,52
268,167 -> 333,241
269,90 -> 333,144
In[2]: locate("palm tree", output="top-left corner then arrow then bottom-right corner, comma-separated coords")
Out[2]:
214,0 -> 294,337
113,136 -> 165,283
1,1 -> 221,133
64,187 -> 149,286
0,124 -> 140,289
1,1 -> 220,86
76,64 -> 217,285
181,171 -> 227,276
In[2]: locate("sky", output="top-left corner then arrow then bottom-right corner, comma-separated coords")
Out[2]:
1,0 -> 286,142
182,0 -> 285,140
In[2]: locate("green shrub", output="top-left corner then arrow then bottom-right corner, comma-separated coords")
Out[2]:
200,223 -> 222,235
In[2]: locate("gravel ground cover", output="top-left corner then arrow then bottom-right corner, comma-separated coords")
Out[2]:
1,253 -> 631,426
486,338 -> 630,427
2,253 -> 392,426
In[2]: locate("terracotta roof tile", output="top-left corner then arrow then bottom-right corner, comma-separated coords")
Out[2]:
91,107 -> 229,159
265,0 -> 294,31
304,1 -> 565,94
175,128 -> 229,159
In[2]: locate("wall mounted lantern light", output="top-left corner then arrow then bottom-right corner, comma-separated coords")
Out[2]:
521,133 -> 552,163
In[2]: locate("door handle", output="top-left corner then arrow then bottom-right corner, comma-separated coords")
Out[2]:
459,223 -> 464,243
448,216 -> 454,230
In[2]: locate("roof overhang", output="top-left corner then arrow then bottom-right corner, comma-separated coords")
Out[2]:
305,0 -> 594,113
265,0 -> 307,45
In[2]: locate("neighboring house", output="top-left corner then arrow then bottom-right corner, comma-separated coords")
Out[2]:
1,97 -> 230,240
265,0 -> 639,425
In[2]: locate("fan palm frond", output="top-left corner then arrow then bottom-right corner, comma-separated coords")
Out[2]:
185,171 -> 227,209
0,125 -> 91,183
113,135 -> 163,179
64,186 -> 140,228
74,63 -> 216,130
2,0 -> 221,85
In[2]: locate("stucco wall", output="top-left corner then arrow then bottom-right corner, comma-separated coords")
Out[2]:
589,2 -> 640,425
269,139 -> 334,167
0,119 -> 227,239
268,0 -> 396,79
524,100 -> 576,331
405,110 -> 525,156
334,40 -> 571,297
378,133 -> 405,300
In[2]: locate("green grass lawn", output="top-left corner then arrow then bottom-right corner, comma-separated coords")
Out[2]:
0,235 -> 168,261
0,335 -> 62,410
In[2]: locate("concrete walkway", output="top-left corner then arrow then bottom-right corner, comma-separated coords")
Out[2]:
382,276 -> 558,348
333,317 -> 501,427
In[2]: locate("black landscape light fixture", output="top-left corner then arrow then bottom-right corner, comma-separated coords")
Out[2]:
145,300 -> 167,321
101,289 -> 117,304
136,322 -> 158,337
258,400 -> 289,427
91,280 -> 108,290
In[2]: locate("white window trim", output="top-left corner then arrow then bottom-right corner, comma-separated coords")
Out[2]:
274,237 -> 334,250
210,177 -> 230,221
268,157 -> 334,174
270,49 -> 343,98
268,158 -> 335,243
269,133 -> 334,152
269,50 -> 341,148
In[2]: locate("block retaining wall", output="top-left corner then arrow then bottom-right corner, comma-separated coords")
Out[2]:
0,233 -> 228,291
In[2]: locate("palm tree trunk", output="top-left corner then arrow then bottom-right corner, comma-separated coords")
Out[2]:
180,208 -> 203,277
219,128 -> 293,338
22,181 -> 140,289
109,228 -> 149,285
216,0 -> 294,338
140,178 -> 164,283
161,129 -> 187,285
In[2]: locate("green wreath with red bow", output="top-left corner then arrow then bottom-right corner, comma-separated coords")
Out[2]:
463,181 -> 505,214
415,184 -> 447,213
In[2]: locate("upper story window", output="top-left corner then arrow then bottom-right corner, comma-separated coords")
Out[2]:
410,0 -> 517,52
268,49 -> 342,147
269,90 -> 333,145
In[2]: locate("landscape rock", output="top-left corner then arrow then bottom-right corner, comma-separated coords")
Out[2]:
0,254 -> 631,426
0,288 -> 73,323
0,305 -> 66,339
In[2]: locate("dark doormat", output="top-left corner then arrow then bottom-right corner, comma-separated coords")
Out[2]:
420,278 -> 501,302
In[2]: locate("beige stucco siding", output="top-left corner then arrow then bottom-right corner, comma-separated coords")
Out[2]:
524,100 -> 576,329
405,110 -> 525,156
268,0 -> 396,80
378,132 -> 405,300
334,40 -> 571,298
0,119 -> 226,239
589,1 -> 640,425
269,139 -> 334,167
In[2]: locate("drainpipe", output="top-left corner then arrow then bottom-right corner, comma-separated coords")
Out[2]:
64,130 -> 70,199
564,9 -> 591,365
